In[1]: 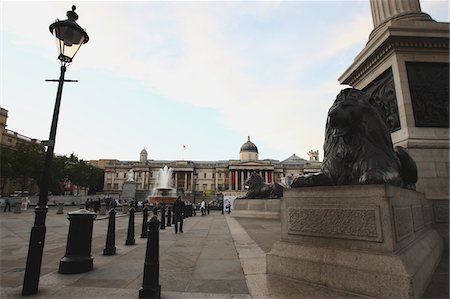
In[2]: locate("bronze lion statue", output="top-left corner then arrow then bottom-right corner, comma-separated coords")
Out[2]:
240,172 -> 284,199
292,88 -> 417,190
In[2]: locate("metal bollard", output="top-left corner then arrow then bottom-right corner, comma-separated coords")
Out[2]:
103,208 -> 116,255
141,207 -> 148,238
221,202 -> 224,215
59,209 -> 97,274
160,206 -> 166,230
207,204 -> 210,215
139,215 -> 161,299
166,206 -> 172,227
125,207 -> 136,245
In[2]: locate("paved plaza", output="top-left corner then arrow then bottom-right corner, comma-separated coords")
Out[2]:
0,206 -> 447,298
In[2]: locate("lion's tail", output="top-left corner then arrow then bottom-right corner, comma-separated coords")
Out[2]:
395,146 -> 418,190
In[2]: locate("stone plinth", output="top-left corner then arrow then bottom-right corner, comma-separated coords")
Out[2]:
232,199 -> 280,219
121,181 -> 136,202
267,185 -> 443,298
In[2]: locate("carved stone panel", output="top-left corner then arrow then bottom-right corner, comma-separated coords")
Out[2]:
363,67 -> 401,132
433,203 -> 449,223
406,62 -> 449,127
393,206 -> 413,242
412,204 -> 424,232
287,205 -> 382,242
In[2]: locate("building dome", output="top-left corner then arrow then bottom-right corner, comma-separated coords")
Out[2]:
240,136 -> 259,161
240,136 -> 258,153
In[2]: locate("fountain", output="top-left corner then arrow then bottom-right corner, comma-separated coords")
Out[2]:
147,166 -> 177,204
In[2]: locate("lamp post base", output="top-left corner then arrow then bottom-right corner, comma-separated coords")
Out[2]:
139,286 -> 161,299
59,256 -> 93,274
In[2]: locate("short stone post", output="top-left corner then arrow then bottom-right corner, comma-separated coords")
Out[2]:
103,208 -> 116,255
99,201 -> 107,215
160,206 -> 166,230
140,207 -> 148,238
56,203 -> 64,214
166,206 -> 172,227
139,216 -> 161,299
125,207 -> 136,245
59,209 -> 97,274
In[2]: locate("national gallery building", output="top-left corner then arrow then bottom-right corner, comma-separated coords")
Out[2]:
91,137 -> 321,198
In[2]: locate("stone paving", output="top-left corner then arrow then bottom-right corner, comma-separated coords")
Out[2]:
0,206 -> 447,298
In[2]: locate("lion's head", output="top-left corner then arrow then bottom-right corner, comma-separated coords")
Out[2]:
322,88 -> 402,186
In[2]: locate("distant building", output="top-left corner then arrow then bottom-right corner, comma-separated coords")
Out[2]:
0,107 -> 42,196
95,136 -> 321,200
0,107 -> 41,148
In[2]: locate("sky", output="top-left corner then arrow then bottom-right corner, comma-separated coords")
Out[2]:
1,1 -> 449,162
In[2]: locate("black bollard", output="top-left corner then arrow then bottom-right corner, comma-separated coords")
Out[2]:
221,202 -> 224,215
139,215 -> 161,299
125,207 -> 136,245
166,206 -> 172,227
207,204 -> 210,215
227,203 -> 231,214
103,208 -> 116,255
160,205 -> 166,230
59,209 -> 97,274
141,207 -> 148,238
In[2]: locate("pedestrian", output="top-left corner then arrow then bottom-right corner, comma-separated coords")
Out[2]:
173,196 -> 185,234
111,198 -> 118,210
4,197 -> 11,212
200,199 -> 206,216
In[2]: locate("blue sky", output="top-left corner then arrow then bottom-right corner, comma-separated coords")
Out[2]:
1,1 -> 449,162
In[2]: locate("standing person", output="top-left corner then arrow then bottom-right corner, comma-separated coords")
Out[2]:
4,197 -> 11,212
200,199 -> 206,216
173,196 -> 185,234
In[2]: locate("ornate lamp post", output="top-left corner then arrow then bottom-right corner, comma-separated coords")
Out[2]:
22,6 -> 89,296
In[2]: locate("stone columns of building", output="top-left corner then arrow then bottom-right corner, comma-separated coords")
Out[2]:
174,173 -> 178,189
184,173 -> 187,190
190,173 -> 194,191
228,171 -> 232,191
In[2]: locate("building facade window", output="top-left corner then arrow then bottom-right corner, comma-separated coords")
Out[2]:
203,173 -> 207,179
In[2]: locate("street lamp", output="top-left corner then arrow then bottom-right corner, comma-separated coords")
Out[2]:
22,6 -> 89,296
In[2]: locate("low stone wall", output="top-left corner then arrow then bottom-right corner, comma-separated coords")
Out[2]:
267,185 -> 443,298
232,199 -> 280,219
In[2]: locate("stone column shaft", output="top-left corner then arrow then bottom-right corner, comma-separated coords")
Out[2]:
370,0 -> 424,28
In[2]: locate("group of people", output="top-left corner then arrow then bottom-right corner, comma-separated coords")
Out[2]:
3,197 -> 30,212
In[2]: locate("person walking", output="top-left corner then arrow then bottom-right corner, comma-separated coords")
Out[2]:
3,197 -> 11,212
173,196 -> 185,234
200,199 -> 206,216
